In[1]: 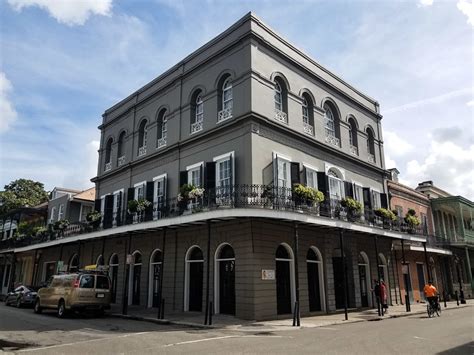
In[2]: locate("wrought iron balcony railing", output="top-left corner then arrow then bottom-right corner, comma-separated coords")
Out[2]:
191,121 -> 203,134
0,185 -> 428,251
350,145 -> 358,156
157,137 -> 167,148
138,146 -> 147,157
303,123 -> 314,136
325,129 -> 340,147
274,109 -> 288,124
104,162 -> 112,172
117,156 -> 125,167
218,108 -> 232,123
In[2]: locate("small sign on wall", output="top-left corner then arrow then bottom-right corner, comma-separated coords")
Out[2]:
126,254 -> 133,265
402,265 -> 409,274
261,269 -> 275,280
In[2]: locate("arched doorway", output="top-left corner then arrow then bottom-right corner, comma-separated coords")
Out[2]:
148,249 -> 162,308
184,246 -> 204,312
214,244 -> 235,315
109,254 -> 119,303
378,253 -> 389,302
358,252 -> 371,307
129,251 -> 142,306
307,247 -> 325,312
69,254 -> 79,272
275,244 -> 295,315
96,255 -> 104,266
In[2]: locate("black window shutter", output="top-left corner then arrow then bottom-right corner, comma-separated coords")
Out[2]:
116,191 -> 123,226
230,154 -> 235,195
199,164 -> 204,187
381,193 -> 388,209
126,187 -> 135,224
103,195 -> 114,229
344,182 -> 354,198
317,172 -> 328,197
301,167 -> 307,186
94,199 -> 101,213
205,162 -> 216,190
290,162 -> 300,186
145,181 -> 154,221
363,188 -> 373,210
179,171 -> 188,187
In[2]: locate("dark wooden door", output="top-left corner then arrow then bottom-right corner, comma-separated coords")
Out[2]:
110,266 -> 118,303
276,260 -> 292,314
333,257 -> 345,309
132,265 -> 141,305
219,260 -> 235,315
189,262 -> 203,311
359,265 -> 368,307
307,262 -> 321,312
152,264 -> 161,308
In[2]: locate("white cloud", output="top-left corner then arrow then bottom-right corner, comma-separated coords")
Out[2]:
457,0 -> 474,26
419,0 -> 434,6
8,0 -> 113,26
0,72 -> 18,133
383,130 -> 414,157
467,99 -> 474,106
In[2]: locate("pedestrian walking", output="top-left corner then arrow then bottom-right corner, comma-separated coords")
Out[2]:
380,280 -> 389,313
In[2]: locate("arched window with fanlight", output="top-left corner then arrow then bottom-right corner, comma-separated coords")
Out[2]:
328,168 -> 345,203
156,109 -> 167,149
324,102 -> 341,147
104,137 -> 113,172
301,93 -> 314,136
274,77 -> 288,124
348,117 -> 359,155
218,77 -> 233,122
117,131 -> 126,166
138,120 -> 148,157
366,127 -> 376,163
191,90 -> 204,134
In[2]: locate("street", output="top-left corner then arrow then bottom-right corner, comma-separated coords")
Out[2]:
0,304 -> 473,354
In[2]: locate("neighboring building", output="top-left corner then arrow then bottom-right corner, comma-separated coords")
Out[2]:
47,187 -> 95,224
0,13 -> 435,319
387,169 -> 452,305
416,181 -> 473,299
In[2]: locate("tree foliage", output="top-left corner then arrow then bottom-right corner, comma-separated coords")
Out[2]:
0,179 -> 49,215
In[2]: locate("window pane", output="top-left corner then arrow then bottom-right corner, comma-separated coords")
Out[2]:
80,275 -> 94,289
96,276 -> 110,289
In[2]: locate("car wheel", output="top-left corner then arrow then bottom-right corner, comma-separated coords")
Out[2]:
34,299 -> 42,314
16,298 -> 22,308
57,300 -> 66,318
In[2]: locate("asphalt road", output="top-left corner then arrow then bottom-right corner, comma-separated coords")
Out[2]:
0,303 -> 472,354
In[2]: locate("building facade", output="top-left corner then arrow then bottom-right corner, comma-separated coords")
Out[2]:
0,13 -> 438,320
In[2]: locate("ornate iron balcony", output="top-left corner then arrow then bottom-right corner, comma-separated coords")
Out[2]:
218,108 -> 232,123
117,156 -> 125,167
350,145 -> 358,156
138,146 -> 147,157
104,162 -> 112,172
368,154 -> 376,163
191,121 -> 203,134
157,137 -> 167,148
274,109 -> 288,124
325,129 -> 340,147
303,123 -> 314,136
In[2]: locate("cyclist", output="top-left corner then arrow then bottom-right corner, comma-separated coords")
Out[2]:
424,280 -> 438,311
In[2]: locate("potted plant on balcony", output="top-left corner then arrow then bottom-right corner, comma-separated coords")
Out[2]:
293,184 -> 325,210
374,208 -> 397,228
33,226 -> 48,241
54,219 -> 70,238
86,210 -> 102,230
340,197 -> 363,222
404,208 -> 420,234
128,199 -> 151,222
260,185 -> 275,205
177,184 -> 205,214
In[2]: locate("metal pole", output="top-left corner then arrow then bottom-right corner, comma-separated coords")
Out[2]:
390,249 -> 399,305
8,253 -> 16,292
339,229 -> 348,321
293,222 -> 300,326
122,233 -> 131,315
158,227 -> 166,319
423,242 -> 431,281
455,261 -> 466,304
374,235 -> 382,316
401,239 -> 411,312
204,220 -> 211,325
31,250 -> 38,286
101,236 -> 106,261
393,250 -> 403,305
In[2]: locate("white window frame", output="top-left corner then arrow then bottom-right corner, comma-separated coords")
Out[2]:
352,181 -> 365,213
195,95 -> 204,123
274,82 -> 283,111
58,204 -> 64,221
153,174 -> 167,220
328,169 -> 345,201
303,163 -> 318,189
214,151 -> 235,187
372,189 -> 381,209
222,78 -> 233,112
112,189 -> 124,226
50,207 -> 56,224
325,107 -> 336,137
186,162 -> 204,187
133,181 -> 146,200
302,98 -> 309,125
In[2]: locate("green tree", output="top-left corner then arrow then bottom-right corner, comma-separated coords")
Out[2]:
0,179 -> 49,215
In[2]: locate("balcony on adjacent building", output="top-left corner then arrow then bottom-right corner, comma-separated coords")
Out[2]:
274,109 -> 288,124
217,108 -> 232,123
191,121 -> 203,134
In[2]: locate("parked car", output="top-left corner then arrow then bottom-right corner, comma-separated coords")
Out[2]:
34,272 -> 111,318
4,285 -> 39,308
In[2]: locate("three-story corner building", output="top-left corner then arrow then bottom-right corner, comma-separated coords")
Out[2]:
0,13 -> 430,320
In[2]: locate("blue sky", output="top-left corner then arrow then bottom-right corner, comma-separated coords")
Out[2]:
0,0 -> 473,199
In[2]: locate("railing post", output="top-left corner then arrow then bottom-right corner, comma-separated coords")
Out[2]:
339,229 -> 348,321
293,222 -> 300,326
401,239 -> 411,312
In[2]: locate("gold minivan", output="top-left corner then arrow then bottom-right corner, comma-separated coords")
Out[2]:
34,272 -> 111,318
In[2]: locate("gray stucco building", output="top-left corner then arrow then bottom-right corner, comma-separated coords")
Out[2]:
1,13 -> 434,320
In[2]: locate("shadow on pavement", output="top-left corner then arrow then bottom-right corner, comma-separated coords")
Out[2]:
436,341 -> 474,355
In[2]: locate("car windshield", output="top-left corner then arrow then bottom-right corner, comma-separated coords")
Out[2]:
25,286 -> 40,292
79,274 -> 95,289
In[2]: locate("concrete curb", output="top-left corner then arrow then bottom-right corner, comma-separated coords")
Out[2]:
109,304 -> 470,331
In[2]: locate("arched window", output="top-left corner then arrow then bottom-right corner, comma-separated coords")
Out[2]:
378,253 -> 389,303
348,117 -> 358,155
69,254 -> 79,272
328,168 -> 345,202
109,254 -> 119,303
129,251 -> 142,305
366,127 -> 376,163
214,243 -> 236,315
358,252 -> 372,307
218,77 -> 233,122
324,102 -> 340,147
184,246 -> 204,311
96,254 -> 104,266
138,120 -> 148,156
104,138 -> 113,171
301,93 -> 314,135
148,249 -> 163,308
117,131 -> 126,166
275,243 -> 295,315
156,109 -> 167,148
274,78 -> 288,123
191,91 -> 204,134
307,247 -> 325,312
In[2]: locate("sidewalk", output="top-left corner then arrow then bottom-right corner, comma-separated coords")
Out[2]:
110,299 -> 473,331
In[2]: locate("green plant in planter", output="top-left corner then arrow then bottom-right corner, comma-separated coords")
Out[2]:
33,226 -> 48,239
17,221 -> 35,237
404,211 -> 420,228
178,184 -> 196,202
54,219 -> 70,230
340,197 -> 363,220
293,184 -> 325,205
374,208 -> 397,221
86,210 -> 102,228
260,185 -> 275,199
136,199 -> 151,212
128,200 -> 139,213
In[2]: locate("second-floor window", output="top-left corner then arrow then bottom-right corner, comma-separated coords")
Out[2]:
325,107 -> 335,137
305,167 -> 318,189
324,103 -> 340,147
274,82 -> 283,111
58,204 -> 64,220
348,117 -> 358,155
366,127 -> 376,163
301,93 -> 314,135
191,91 -> 204,134
104,137 -> 113,171
117,131 -> 126,166
372,190 -> 381,209
328,168 -> 344,201
138,120 -> 148,156
134,182 -> 146,200
277,158 -> 291,189
50,207 -> 56,223
190,168 -> 201,187
222,78 -> 232,111
157,109 -> 167,148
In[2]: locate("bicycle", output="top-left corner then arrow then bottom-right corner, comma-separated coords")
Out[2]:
426,296 -> 441,318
